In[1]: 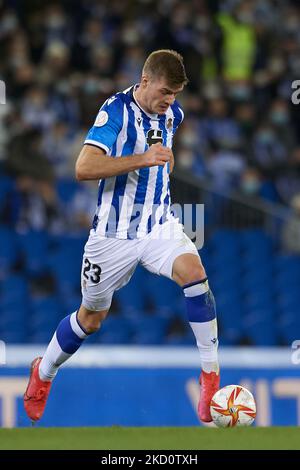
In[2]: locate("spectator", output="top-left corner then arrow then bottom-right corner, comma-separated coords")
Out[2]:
282,194 -> 300,253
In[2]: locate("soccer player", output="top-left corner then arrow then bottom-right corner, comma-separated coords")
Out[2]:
24,50 -> 220,424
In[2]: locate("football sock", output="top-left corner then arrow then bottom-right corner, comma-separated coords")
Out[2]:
183,279 -> 219,375
39,311 -> 88,381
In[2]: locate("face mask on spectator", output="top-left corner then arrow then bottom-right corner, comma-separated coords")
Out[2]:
180,131 -> 197,148
230,84 -> 251,101
257,130 -> 275,144
47,14 -> 66,29
83,79 -> 99,94
236,12 -> 254,25
178,149 -> 194,169
270,111 -> 289,126
241,178 -> 260,195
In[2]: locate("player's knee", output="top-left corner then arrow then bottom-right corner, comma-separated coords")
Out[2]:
81,314 -> 104,334
84,322 -> 101,334
78,307 -> 109,334
182,265 -> 206,285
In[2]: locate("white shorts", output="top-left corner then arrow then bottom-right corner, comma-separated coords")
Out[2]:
81,219 -> 200,311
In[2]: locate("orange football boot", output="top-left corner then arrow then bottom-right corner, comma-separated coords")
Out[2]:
198,370 -> 220,423
24,357 -> 52,422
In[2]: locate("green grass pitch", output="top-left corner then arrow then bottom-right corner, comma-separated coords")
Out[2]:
0,427 -> 299,450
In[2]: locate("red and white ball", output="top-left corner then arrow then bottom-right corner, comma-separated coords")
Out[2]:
210,385 -> 256,428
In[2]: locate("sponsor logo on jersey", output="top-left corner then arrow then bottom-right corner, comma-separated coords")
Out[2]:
146,129 -> 163,147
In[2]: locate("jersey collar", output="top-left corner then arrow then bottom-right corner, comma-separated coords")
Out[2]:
131,84 -> 159,120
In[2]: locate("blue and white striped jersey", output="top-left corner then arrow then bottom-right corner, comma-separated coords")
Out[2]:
84,85 -> 184,239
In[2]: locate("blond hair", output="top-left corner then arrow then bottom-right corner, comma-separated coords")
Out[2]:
143,49 -> 188,87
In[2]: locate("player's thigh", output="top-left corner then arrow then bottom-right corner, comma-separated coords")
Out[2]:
81,233 -> 138,311
139,220 -> 200,280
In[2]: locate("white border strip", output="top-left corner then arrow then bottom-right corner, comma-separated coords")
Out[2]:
2,346 -> 298,369
84,140 -> 109,154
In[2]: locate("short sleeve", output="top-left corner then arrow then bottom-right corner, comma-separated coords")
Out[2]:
172,102 -> 184,133
178,106 -> 184,124
84,95 -> 124,154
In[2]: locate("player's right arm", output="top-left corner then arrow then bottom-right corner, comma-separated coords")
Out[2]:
76,143 -> 171,181
76,95 -> 171,181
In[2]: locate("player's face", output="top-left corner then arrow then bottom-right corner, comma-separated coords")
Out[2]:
143,77 -> 184,115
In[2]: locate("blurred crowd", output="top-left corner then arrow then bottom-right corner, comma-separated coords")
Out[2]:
0,0 -> 300,239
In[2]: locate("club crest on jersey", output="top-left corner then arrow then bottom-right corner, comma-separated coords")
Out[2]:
166,117 -> 173,131
94,110 -> 108,127
146,129 -> 163,147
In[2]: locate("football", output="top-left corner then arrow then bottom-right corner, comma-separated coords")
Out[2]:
210,385 -> 256,428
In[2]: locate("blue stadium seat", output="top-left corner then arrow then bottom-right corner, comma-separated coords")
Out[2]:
209,273 -> 242,296
274,254 -> 300,273
0,226 -> 20,276
244,290 -> 274,310
0,175 -> 14,212
144,272 -> 181,313
165,332 -> 195,345
243,307 -> 277,345
208,229 -> 241,252
0,329 -> 28,343
0,275 -> 28,302
243,250 -> 273,272
239,229 -> 274,251
29,296 -> 63,340
275,270 -> 299,289
277,308 -> 300,344
277,290 -> 300,310
242,251 -> 273,271
0,285 -> 29,342
56,178 -> 81,205
242,271 -> 273,292
211,245 -> 240,262
131,315 -> 170,344
96,315 -> 133,344
60,293 -> 82,313
274,255 -> 300,291
28,330 -> 55,343
18,231 -> 49,276
48,235 -> 85,294
214,292 -> 244,345
113,266 -> 146,313
209,254 -> 242,275
198,246 -> 210,266
0,276 -> 29,339
0,305 -> 28,330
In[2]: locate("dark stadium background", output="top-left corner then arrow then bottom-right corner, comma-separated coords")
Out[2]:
0,0 -> 300,430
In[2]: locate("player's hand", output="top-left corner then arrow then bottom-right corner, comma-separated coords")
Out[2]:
142,143 -> 171,168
